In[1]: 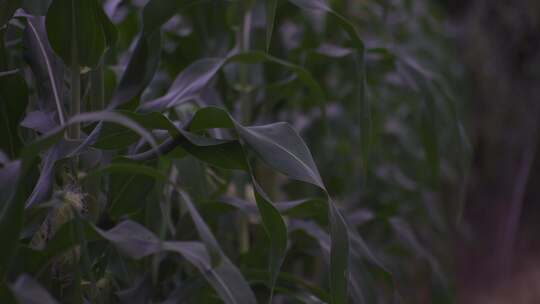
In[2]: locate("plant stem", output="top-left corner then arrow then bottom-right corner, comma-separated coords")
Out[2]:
238,2 -> 253,254
70,64 -> 80,139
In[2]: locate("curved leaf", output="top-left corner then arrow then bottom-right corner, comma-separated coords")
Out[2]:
111,0 -> 198,107
95,219 -> 257,304
140,51 -> 326,112
185,106 -> 349,303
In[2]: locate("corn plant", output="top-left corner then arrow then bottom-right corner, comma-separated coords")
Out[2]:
0,0 -> 464,303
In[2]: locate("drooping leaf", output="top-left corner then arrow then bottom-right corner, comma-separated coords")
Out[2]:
111,0 -> 197,107
111,32 -> 161,107
178,191 -> 223,266
236,121 -> 324,187
95,219 -> 257,304
32,111 -> 159,154
139,58 -> 224,112
140,51 -> 326,112
116,110 -> 247,170
185,106 -> 348,303
232,112 -> 349,304
178,192 -> 258,304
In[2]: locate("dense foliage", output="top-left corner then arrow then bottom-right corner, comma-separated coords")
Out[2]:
0,0 -> 466,303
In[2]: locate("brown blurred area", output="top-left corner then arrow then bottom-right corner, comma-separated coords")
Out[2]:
444,0 -> 540,302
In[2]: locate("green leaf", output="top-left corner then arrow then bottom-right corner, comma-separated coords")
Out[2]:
38,111 -> 159,153
139,58 -> 225,112
0,161 -> 25,277
237,121 -> 324,187
178,131 -> 249,171
178,192 -> 257,304
184,108 -> 291,300
232,113 -> 349,304
178,191 -> 223,266
228,51 -> 326,107
252,181 -> 287,301
108,161 -> 157,218
328,204 -> 349,304
92,110 -> 179,150
188,106 -> 236,131
0,73 -> 28,158
111,33 -> 161,107
275,198 -> 328,223
111,0 -> 197,106
265,0 -> 278,51
401,60 -> 440,182
45,0 -> 117,68
288,0 -> 370,175
114,109 -> 247,170
95,219 -> 257,304
186,107 -> 348,303
83,160 -> 166,218
140,52 -> 326,112
23,16 -> 66,125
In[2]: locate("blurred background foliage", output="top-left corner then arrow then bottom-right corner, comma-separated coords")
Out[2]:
0,0 -> 470,303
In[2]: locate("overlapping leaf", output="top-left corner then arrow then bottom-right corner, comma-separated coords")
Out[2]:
45,0 -> 117,68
